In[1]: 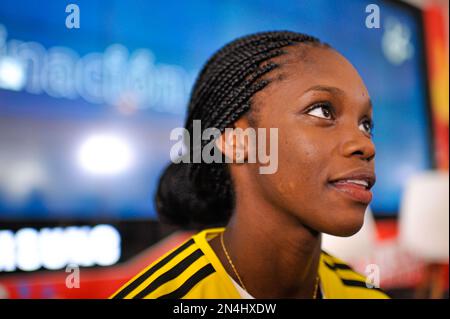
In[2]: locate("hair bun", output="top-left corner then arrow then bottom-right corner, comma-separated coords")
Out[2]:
155,162 -> 232,229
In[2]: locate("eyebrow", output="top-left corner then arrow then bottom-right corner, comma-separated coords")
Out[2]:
303,85 -> 373,111
303,85 -> 345,95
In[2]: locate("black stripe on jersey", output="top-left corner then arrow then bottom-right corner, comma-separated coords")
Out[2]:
323,260 -> 354,271
322,250 -> 332,256
322,253 -> 389,296
340,279 -> 387,294
157,264 -> 216,299
324,260 -> 384,291
113,238 -> 195,299
133,248 -> 204,299
338,275 -> 387,296
341,279 -> 372,288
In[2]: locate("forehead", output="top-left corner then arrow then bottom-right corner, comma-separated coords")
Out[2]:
266,44 -> 370,102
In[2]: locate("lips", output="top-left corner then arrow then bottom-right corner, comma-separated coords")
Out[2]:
328,170 -> 376,205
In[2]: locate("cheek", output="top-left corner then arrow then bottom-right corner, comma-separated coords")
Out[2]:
277,128 -> 329,193
253,108 -> 331,209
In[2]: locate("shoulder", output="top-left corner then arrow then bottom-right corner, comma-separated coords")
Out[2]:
320,251 -> 390,299
110,235 -> 216,299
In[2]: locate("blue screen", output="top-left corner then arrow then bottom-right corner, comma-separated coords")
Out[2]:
0,0 -> 432,219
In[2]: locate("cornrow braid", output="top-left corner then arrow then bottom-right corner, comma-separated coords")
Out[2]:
190,51 -> 281,129
155,31 -> 329,229
189,42 -> 290,114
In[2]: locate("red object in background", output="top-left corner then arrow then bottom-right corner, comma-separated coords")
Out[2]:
424,4 -> 449,171
362,219 -> 449,293
0,231 -> 194,299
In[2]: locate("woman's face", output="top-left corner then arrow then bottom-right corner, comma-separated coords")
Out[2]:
250,45 -> 376,236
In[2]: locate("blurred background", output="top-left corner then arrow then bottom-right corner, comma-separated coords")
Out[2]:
0,0 -> 448,299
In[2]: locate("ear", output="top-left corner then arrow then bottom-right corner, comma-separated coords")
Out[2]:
215,117 -> 251,163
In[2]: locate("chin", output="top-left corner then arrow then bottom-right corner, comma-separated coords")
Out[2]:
320,211 -> 365,237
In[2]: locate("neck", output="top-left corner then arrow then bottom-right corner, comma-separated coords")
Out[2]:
220,181 -> 322,298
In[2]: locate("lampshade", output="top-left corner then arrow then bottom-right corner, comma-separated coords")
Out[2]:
398,170 -> 449,263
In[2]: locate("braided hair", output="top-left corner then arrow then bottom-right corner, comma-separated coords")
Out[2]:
156,31 -> 329,229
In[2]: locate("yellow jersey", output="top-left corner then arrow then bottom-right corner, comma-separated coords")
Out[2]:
110,227 -> 389,299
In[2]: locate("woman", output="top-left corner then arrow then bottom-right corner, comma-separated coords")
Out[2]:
111,31 -> 389,299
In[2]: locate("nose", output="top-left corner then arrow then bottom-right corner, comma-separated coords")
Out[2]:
340,128 -> 376,162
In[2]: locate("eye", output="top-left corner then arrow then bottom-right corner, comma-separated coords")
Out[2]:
359,119 -> 374,137
306,103 -> 334,120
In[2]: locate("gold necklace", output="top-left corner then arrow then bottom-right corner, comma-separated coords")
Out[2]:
220,231 -> 248,292
312,275 -> 320,299
220,231 -> 321,299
